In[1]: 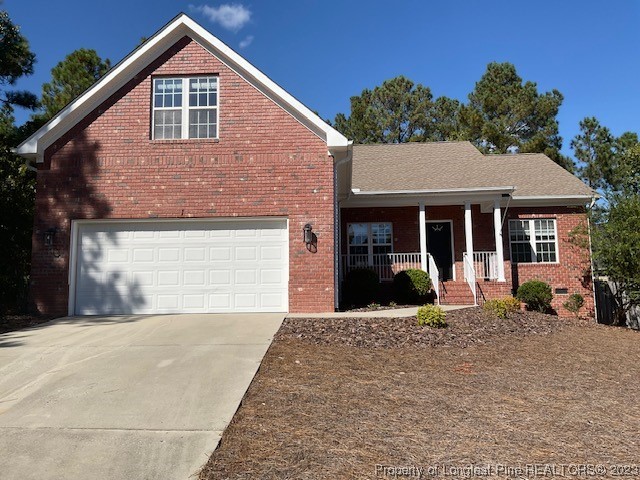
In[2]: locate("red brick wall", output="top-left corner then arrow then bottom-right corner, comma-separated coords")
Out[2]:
340,207 -> 420,254
506,206 -> 594,318
340,204 -> 594,317
31,36 -> 334,315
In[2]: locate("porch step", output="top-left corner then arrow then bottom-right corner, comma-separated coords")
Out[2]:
439,281 -> 475,305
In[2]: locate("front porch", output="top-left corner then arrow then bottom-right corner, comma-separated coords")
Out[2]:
339,199 -> 513,306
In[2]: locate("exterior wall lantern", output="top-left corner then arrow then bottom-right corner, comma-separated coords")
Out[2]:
44,227 -> 58,247
303,223 -> 313,245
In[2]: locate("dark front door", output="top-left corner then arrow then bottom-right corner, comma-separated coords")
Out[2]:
426,221 -> 453,281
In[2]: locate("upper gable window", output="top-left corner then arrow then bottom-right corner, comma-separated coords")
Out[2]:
152,77 -> 218,140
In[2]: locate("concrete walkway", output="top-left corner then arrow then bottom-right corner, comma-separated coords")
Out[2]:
0,313 -> 284,480
287,304 -> 473,318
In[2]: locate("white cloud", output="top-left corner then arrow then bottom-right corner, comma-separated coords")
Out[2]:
189,4 -> 252,32
239,35 -> 254,49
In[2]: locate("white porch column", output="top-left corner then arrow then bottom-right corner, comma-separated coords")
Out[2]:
464,201 -> 474,266
419,201 -> 427,271
493,198 -> 506,282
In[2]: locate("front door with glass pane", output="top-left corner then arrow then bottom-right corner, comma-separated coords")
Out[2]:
426,221 -> 453,281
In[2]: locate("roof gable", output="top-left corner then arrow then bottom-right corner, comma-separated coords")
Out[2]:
16,13 -> 348,161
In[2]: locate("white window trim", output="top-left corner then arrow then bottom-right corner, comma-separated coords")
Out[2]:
508,218 -> 559,264
152,76 -> 219,140
347,222 -> 394,266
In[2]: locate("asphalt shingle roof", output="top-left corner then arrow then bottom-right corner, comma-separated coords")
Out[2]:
351,141 -> 594,198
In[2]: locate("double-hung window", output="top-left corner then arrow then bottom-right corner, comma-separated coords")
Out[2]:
509,219 -> 558,263
153,77 -> 218,140
347,223 -> 393,268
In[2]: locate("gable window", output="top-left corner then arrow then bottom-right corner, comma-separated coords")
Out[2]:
347,223 -> 393,268
509,219 -> 558,263
152,77 -> 218,140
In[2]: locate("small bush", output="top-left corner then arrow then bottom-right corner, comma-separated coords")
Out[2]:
516,280 -> 553,313
563,293 -> 585,318
483,299 -> 508,319
393,269 -> 432,304
417,304 -> 447,328
483,296 -> 521,319
502,295 -> 522,313
344,268 -> 380,307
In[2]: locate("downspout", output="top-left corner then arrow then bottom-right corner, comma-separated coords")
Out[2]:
332,143 -> 353,311
500,192 -> 512,228
587,195 -> 598,323
25,157 -> 38,172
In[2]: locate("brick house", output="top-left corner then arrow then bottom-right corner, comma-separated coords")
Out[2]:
16,14 -> 596,317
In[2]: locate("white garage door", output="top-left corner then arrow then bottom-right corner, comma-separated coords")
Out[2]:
72,219 -> 288,315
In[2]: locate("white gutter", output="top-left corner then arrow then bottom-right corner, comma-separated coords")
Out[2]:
510,194 -> 595,201
351,186 -> 516,196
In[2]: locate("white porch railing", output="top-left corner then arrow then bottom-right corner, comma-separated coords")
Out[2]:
341,252 -> 422,282
427,253 -> 440,305
463,251 -> 499,281
462,252 -> 478,305
340,252 -> 440,302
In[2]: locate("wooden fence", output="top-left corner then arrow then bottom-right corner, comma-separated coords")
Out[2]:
595,280 -> 639,329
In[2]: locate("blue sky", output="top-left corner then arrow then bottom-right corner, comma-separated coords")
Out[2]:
6,0 -> 640,157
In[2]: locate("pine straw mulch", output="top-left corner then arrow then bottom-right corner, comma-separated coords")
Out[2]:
276,308 -> 594,349
199,311 -> 640,480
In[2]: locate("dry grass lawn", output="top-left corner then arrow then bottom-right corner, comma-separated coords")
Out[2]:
199,314 -> 639,479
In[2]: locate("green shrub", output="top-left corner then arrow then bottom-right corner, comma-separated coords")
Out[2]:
563,293 -> 585,318
516,280 -> 553,313
483,296 -> 521,319
343,268 -> 380,307
417,304 -> 447,328
393,269 -> 432,304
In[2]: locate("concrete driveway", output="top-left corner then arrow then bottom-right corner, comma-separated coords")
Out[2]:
0,313 -> 284,480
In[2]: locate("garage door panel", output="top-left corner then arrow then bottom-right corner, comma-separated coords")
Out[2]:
158,230 -> 180,239
74,220 -> 287,315
210,247 -> 231,261
158,248 -> 180,262
184,247 -> 206,262
260,269 -> 283,285
261,292 -> 285,308
132,248 -> 154,262
235,270 -> 257,285
209,293 -> 231,309
260,245 -> 284,260
234,293 -> 258,308
157,294 -> 179,310
157,270 -> 180,286
209,270 -> 231,285
135,271 -> 155,286
235,246 -> 257,261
